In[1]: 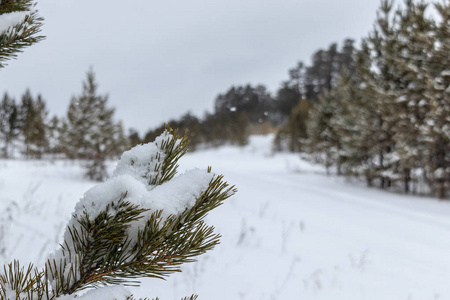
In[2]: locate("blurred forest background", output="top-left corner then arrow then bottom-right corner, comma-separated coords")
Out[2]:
0,0 -> 448,198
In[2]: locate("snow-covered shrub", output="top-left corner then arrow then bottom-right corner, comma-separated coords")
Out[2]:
0,128 -> 236,299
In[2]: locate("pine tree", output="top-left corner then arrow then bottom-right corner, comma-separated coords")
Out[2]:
304,41 -> 355,101
325,70 -> 360,175
350,0 -> 411,190
0,92 -> 19,158
112,121 -> 129,154
373,0 -> 436,192
19,90 -> 48,158
358,0 -> 449,195
275,83 -> 302,123
31,94 -> 48,158
128,128 -> 142,149
47,116 -> 60,157
0,128 -> 236,300
274,39 -> 357,154
305,91 -> 341,174
214,84 -> 274,125
280,99 -> 309,152
229,111 -> 250,146
339,52 -> 383,186
339,39 -> 356,79
0,0 -> 44,69
419,1 -> 450,198
60,69 -> 127,180
179,113 -> 202,151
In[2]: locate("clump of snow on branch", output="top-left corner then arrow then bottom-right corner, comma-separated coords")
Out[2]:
0,12 -> 28,34
113,131 -> 180,189
74,131 -> 213,224
2,286 -> 27,300
57,285 -> 131,300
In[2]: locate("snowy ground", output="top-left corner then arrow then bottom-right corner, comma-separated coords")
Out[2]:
1,135 -> 450,300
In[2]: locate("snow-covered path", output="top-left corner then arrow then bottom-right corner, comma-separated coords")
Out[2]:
1,135 -> 450,299
145,135 -> 450,300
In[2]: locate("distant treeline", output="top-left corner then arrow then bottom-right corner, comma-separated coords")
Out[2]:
1,0 -> 448,197
0,37 -> 355,157
140,39 -> 356,150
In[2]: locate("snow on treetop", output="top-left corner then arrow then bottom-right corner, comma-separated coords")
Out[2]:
113,131 -> 180,190
73,169 -> 214,244
71,130 -> 213,233
50,130 -> 215,283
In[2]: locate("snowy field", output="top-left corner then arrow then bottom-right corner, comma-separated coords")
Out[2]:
1,135 -> 450,300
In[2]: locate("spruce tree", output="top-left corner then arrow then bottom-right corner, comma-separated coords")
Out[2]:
0,128 -> 236,300
0,0 -> 44,69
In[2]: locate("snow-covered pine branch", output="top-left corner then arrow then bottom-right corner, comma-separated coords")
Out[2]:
0,128 -> 236,299
0,0 -> 44,69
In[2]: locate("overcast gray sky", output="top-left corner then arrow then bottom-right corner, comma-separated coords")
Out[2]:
0,0 -> 382,134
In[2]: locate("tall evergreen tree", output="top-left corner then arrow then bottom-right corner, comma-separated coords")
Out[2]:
60,68 -> 127,180
19,90 -> 48,158
178,112 -> 202,150
275,82 -> 302,121
359,0 -> 449,194
31,94 -> 48,157
0,92 -> 19,158
228,111 -> 250,146
373,0 -> 433,191
305,90 -> 342,174
418,1 -> 450,198
304,41 -> 355,101
128,128 -> 142,149
339,39 -> 356,79
19,89 -> 34,156
275,99 -> 309,152
46,115 -> 60,157
274,62 -> 306,123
